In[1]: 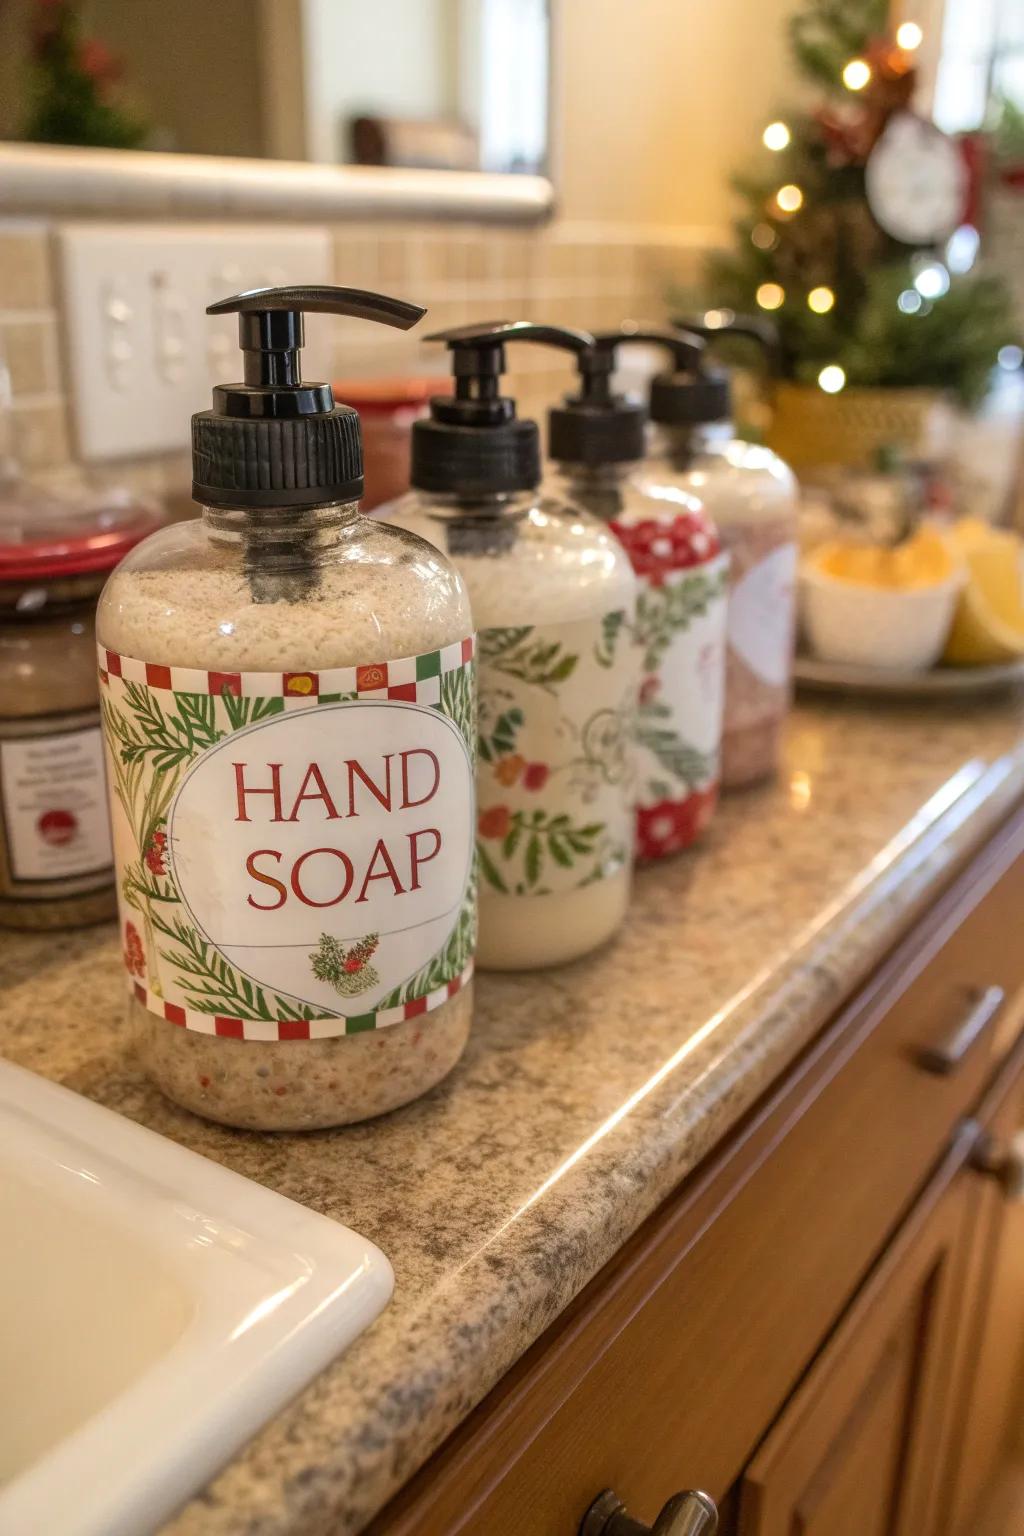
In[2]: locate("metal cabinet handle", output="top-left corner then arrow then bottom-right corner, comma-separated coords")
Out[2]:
580,1488 -> 718,1536
971,1129 -> 1024,1201
916,985 -> 1005,1075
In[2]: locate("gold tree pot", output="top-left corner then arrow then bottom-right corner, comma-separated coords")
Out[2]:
765,382 -> 955,471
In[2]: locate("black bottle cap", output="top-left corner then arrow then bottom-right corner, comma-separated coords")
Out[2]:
193,285 -> 425,509
596,324 -> 731,426
669,310 -> 783,420
412,320 -> 594,496
548,336 -> 647,465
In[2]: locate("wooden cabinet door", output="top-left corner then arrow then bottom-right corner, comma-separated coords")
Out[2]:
738,1141 -> 978,1536
944,1075 -> 1024,1536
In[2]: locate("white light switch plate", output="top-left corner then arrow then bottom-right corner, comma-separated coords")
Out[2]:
58,224 -> 332,461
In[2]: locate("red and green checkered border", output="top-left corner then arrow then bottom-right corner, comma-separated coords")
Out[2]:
98,635 -> 475,703
130,960 -> 473,1040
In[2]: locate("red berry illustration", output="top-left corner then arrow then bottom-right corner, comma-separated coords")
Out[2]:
145,829 -> 167,875
123,920 -> 145,978
478,804 -> 511,839
522,762 -> 550,792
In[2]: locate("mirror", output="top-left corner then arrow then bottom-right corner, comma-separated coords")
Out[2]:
0,0 -> 551,176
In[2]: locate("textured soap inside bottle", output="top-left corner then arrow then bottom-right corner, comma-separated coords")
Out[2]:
648,424 -> 798,788
548,461 -> 728,860
383,489 -> 638,971
97,504 -> 475,1130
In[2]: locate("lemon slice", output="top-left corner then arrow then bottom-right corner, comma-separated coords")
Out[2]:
943,526 -> 1024,665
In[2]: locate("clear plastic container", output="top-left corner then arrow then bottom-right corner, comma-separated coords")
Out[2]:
97,501 -> 476,1130
649,421 -> 798,787
547,460 -> 728,859
383,488 -> 638,970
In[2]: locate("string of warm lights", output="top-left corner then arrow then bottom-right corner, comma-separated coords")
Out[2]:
751,14 -> 934,392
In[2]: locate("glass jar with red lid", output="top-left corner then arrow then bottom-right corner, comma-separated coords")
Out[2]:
333,376 -> 446,510
0,491 -> 160,929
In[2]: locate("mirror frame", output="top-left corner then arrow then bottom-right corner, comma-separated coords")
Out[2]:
0,143 -> 555,223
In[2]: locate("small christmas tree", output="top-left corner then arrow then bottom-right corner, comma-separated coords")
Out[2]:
705,0 -> 1017,408
21,0 -> 147,151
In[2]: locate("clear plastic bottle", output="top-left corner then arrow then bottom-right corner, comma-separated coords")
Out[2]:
381,323 -> 638,971
545,334 -> 728,859
97,287 -> 476,1131
613,322 -> 798,788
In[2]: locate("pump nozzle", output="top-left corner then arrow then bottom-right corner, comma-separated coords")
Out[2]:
425,320 -> 594,427
597,323 -> 731,428
413,319 -> 595,494
194,283 -> 427,509
672,311 -> 782,374
548,333 -> 648,467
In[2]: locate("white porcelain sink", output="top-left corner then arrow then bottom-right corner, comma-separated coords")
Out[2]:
0,1060 -> 393,1536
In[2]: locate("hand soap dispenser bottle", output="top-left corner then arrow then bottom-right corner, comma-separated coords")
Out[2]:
546,335 -> 728,859
614,320 -> 799,788
380,322 -> 638,972
97,286 -> 478,1132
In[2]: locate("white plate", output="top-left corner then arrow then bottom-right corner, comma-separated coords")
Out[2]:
794,654 -> 1024,698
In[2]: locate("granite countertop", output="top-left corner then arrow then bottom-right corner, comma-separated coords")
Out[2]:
5,695 -> 1024,1536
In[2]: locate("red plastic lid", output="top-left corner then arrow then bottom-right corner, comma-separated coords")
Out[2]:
332,376 -> 449,417
0,487 -> 161,584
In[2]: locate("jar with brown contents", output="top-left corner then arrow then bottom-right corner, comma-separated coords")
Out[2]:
0,495 -> 158,930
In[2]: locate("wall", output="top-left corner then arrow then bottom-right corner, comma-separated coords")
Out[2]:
0,0 -> 818,504
555,0 -> 808,229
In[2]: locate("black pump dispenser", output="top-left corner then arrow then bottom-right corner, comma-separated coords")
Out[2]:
412,320 -> 594,496
669,312 -> 782,424
547,336 -> 647,467
596,324 -> 732,428
193,285 -> 426,509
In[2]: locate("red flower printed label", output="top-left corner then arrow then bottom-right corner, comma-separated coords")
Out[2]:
475,612 -> 637,897
611,515 -> 729,860
99,640 -> 476,1040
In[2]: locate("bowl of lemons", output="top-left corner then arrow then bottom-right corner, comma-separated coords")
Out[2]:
796,519 -> 1024,695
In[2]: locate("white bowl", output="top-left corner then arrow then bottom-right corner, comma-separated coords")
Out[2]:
800,561 -> 963,672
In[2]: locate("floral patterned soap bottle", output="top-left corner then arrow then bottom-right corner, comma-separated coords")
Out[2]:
547,332 -> 729,860
380,322 -> 639,971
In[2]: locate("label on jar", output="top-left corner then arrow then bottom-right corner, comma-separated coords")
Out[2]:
611,515 -> 729,859
0,721 -> 113,888
475,612 -> 636,897
726,541 -> 797,691
98,641 -> 476,1040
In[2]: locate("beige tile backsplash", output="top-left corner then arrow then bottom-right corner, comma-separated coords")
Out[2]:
0,214 -> 704,502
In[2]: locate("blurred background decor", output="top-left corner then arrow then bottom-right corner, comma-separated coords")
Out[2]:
702,0 -> 1022,520
20,0 -> 148,150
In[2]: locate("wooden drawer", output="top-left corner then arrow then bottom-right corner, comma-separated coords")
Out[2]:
373,811 -> 1024,1536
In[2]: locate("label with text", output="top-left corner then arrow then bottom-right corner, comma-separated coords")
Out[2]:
98,641 -> 476,1039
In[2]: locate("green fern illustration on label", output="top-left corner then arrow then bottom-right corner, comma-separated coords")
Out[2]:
477,809 -> 607,895
638,699 -> 714,792
635,565 -> 728,674
478,626 -> 578,691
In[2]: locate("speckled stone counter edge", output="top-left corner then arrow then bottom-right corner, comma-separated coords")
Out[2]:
159,748 -> 1024,1536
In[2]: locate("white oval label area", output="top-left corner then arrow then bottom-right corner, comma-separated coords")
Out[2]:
168,701 -> 474,1016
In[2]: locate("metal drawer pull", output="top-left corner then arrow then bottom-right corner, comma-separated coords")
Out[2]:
971,1130 -> 1024,1201
580,1488 -> 718,1536
916,985 -> 1005,1075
